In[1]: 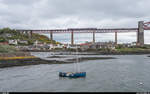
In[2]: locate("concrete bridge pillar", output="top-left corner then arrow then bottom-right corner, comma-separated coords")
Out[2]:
115,32 -> 117,45
50,31 -> 53,41
137,21 -> 144,46
93,31 -> 95,43
71,31 -> 74,45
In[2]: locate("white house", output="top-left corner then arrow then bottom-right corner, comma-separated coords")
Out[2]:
8,40 -> 18,45
131,42 -> 137,46
18,40 -> 28,44
48,44 -> 56,50
56,44 -> 64,48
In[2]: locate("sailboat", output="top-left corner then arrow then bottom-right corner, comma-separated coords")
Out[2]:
59,44 -> 86,78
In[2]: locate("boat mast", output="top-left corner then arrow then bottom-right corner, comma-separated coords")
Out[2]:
76,44 -> 80,72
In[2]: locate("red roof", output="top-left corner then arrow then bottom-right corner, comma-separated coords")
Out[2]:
80,43 -> 90,46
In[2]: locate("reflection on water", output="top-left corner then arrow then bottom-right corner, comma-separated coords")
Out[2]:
59,77 -> 86,80
0,52 -> 150,92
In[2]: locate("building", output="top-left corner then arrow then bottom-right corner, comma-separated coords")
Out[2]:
79,41 -> 116,50
0,33 -> 12,38
56,44 -> 64,49
17,40 -> 28,45
122,43 -> 132,47
80,43 -> 91,51
8,40 -> 18,45
91,41 -> 116,49
131,42 -> 137,46
18,40 -> 28,44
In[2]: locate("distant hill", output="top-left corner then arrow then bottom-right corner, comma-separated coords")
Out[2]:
0,27 -> 60,45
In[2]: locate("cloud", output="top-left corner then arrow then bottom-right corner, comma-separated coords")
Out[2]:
0,0 -> 150,43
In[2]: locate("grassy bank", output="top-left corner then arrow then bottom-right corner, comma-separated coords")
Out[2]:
0,45 -> 18,53
116,48 -> 150,52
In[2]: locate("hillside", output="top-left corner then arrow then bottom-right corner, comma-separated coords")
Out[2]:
0,45 -> 18,53
0,28 -> 60,45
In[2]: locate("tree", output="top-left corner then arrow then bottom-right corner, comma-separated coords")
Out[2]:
0,37 -> 6,42
0,27 -> 12,34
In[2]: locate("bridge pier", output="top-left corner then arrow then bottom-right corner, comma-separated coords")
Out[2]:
29,30 -> 33,38
71,31 -> 74,45
137,21 -> 144,46
115,32 -> 117,45
93,31 -> 95,43
25,31 -> 28,35
50,32 -> 53,41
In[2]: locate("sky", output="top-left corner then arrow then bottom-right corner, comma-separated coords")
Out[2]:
0,0 -> 150,44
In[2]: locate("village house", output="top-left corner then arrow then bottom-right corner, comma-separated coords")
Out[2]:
34,40 -> 45,47
49,44 -> 65,50
80,43 -> 91,51
48,44 -> 55,50
131,42 -> 137,46
18,40 -> 28,44
79,41 -> 116,50
0,33 -> 12,38
8,39 -> 18,45
55,44 -> 64,49
122,43 -> 132,48
33,40 -> 48,50
90,41 -> 116,49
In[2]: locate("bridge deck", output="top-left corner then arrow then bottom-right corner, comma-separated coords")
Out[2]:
16,28 -> 138,33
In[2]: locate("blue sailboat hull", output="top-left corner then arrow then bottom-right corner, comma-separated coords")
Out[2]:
59,72 -> 86,78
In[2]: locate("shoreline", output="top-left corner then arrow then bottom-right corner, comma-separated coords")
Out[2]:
0,51 -> 150,68
0,56 -> 116,68
30,51 -> 150,55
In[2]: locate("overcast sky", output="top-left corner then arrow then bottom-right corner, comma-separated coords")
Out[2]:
0,0 -> 150,44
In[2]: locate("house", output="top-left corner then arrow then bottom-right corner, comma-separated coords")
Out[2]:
56,44 -> 64,48
131,42 -> 137,46
66,44 -> 71,49
0,33 -> 12,37
18,40 -> 28,44
80,43 -> 91,51
82,41 -> 116,50
34,41 -> 45,47
8,40 -> 18,45
122,43 -> 132,47
34,40 -> 38,46
48,44 -> 55,50
5,33 -> 12,37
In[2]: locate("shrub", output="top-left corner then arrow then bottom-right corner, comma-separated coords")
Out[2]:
0,45 -> 18,53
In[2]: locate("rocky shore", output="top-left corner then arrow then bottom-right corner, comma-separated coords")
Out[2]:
0,52 -> 32,57
0,52 -> 116,68
1,50 -> 149,68
100,51 -> 150,55
30,50 -> 150,55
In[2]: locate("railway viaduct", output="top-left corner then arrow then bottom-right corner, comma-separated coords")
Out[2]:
16,21 -> 150,46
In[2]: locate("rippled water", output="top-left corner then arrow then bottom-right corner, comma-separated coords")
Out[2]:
0,52 -> 150,92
